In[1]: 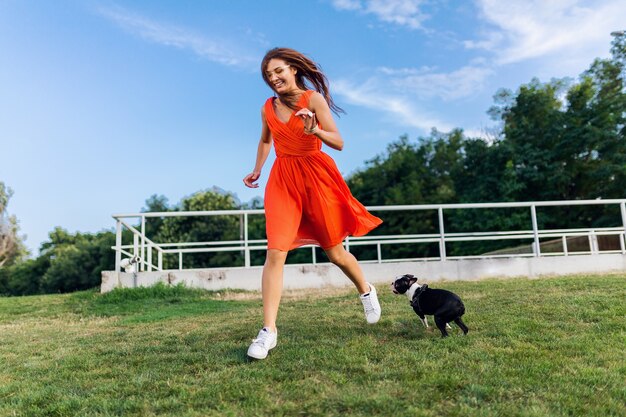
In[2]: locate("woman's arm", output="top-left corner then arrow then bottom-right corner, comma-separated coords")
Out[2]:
243,106 -> 273,188
306,92 -> 344,151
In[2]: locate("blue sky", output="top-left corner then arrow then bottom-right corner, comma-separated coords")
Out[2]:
1,0 -> 624,254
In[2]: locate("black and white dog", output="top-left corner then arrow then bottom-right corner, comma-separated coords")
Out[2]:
391,274 -> 469,337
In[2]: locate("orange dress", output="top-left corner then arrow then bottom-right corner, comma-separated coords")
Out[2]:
264,90 -> 382,251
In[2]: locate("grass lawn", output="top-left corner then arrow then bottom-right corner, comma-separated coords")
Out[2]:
0,273 -> 625,417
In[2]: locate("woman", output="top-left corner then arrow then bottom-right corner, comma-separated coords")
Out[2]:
243,47 -> 383,360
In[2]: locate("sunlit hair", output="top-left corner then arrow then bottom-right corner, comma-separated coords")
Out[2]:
261,47 -> 345,116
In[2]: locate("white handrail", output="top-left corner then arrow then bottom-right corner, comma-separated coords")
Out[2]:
111,198 -> 626,272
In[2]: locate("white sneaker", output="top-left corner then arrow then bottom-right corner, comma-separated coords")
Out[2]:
247,327 -> 277,360
360,283 -> 381,324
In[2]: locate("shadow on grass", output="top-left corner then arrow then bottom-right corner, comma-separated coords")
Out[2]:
388,317 -> 471,340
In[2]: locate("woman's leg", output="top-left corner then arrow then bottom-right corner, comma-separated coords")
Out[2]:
324,243 -> 369,294
262,249 -> 288,332
325,243 -> 381,324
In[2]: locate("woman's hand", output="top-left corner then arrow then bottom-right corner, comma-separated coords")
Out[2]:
295,108 -> 318,135
243,171 -> 261,188
299,93 -> 343,150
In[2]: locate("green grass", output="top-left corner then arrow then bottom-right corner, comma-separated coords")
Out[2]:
0,274 -> 625,417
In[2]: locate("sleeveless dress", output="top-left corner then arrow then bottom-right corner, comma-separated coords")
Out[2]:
264,90 -> 382,251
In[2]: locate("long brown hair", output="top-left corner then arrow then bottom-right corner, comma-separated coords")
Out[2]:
261,47 -> 345,116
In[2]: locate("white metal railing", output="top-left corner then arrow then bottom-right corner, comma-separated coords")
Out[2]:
111,199 -> 626,272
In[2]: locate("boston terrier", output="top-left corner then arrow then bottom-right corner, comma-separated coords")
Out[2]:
391,274 -> 469,337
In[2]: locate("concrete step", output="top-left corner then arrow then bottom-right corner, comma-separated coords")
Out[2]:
101,253 -> 626,293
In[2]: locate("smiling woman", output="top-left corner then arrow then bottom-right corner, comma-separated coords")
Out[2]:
242,47 -> 383,360
260,48 -> 345,116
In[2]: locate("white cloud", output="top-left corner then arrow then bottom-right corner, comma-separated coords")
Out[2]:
331,59 -> 494,133
377,65 -> 436,75
468,0 -> 626,71
383,64 -> 494,101
330,0 -> 428,29
331,0 -> 362,11
98,6 -> 259,70
333,78 -> 454,132
463,30 -> 504,51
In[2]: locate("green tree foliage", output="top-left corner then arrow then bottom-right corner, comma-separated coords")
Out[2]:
143,188 -> 245,269
500,78 -> 572,200
141,194 -> 170,239
0,182 -> 27,268
0,227 -> 116,296
0,257 -> 49,296
39,228 -> 116,293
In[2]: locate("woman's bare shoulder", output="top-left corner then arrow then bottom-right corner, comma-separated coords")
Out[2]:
309,91 -> 329,109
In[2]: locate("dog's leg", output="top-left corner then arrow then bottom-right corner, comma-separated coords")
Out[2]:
446,323 -> 452,329
434,316 -> 449,338
419,315 -> 429,328
453,317 -> 469,335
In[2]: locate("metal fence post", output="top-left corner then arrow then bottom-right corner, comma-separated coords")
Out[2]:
158,250 -> 163,271
438,207 -> 446,261
562,236 -> 568,256
115,219 -> 122,278
133,234 -> 139,260
140,216 -> 146,272
179,252 -> 183,270
531,205 -> 540,257
589,230 -> 599,254
244,213 -> 250,268
147,244 -> 152,272
621,202 -> 626,255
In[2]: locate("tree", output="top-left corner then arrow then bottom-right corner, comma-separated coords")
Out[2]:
151,188 -> 243,269
0,256 -> 49,296
0,226 -> 116,296
500,78 -> 573,201
39,231 -> 116,293
141,194 -> 171,240
488,43 -> 625,231
347,131 -> 467,259
0,182 -> 27,268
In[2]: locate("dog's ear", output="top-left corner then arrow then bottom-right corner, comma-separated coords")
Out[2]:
403,274 -> 417,282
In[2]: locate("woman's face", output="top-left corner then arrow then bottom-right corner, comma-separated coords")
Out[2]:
265,58 -> 297,94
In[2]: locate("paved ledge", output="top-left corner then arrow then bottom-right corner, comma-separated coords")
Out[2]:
101,253 -> 626,293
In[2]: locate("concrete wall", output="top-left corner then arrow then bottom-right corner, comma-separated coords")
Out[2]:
101,253 -> 626,293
